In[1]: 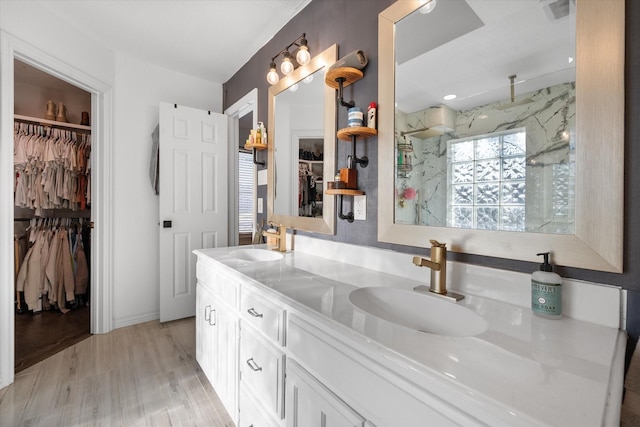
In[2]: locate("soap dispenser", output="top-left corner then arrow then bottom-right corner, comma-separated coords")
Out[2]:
531,252 -> 562,319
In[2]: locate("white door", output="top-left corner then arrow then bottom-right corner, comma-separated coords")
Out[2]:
159,102 -> 228,322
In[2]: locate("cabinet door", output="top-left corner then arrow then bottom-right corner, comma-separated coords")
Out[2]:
197,283 -> 239,422
196,283 -> 216,382
215,303 -> 239,422
286,360 -> 365,427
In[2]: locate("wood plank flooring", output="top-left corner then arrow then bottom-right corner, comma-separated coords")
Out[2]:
0,317 -> 235,427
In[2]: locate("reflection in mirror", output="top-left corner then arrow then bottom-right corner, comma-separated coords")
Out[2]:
273,70 -> 325,217
378,0 -> 624,272
268,44 -> 337,235
394,0 -> 575,234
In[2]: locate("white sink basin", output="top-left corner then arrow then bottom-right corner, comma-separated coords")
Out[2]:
228,248 -> 284,262
349,287 -> 487,337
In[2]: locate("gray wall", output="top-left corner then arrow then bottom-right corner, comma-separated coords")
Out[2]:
224,0 -> 640,337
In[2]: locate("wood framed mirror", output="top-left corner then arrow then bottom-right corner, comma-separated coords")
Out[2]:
268,44 -> 337,234
378,0 -> 624,272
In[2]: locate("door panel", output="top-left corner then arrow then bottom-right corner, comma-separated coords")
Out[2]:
159,103 -> 228,322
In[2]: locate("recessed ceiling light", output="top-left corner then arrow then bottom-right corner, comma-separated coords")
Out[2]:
419,0 -> 437,14
443,94 -> 456,100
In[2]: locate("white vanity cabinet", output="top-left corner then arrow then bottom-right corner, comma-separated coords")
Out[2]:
194,245 -> 624,427
195,262 -> 240,424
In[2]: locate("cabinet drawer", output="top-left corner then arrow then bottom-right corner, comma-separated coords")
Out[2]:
241,290 -> 284,344
240,327 -> 285,420
238,388 -> 281,427
197,262 -> 239,308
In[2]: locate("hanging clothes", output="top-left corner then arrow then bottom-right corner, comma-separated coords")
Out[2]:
16,219 -> 90,314
13,122 -> 91,215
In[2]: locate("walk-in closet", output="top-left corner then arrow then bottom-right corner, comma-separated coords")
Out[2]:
13,59 -> 92,372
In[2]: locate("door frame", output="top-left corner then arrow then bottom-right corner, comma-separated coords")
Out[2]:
224,88 -> 258,246
0,31 -> 114,389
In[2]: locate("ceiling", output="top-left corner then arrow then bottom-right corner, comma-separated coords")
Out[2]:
395,0 -> 576,113
23,0 -> 312,84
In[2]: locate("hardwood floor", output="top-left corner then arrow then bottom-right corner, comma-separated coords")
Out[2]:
0,317 -> 235,427
15,304 -> 91,373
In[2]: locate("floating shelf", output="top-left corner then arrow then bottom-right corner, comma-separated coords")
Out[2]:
325,189 -> 365,196
337,126 -> 377,141
14,114 -> 91,132
244,142 -> 268,151
324,64 -> 370,222
325,67 -> 363,89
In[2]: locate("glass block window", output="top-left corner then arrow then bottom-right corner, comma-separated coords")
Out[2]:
448,129 -> 526,231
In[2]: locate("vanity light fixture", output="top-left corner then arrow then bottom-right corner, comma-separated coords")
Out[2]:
266,33 -> 312,85
419,0 -> 437,14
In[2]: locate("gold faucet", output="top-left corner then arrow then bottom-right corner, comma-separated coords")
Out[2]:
262,223 -> 288,252
412,240 -> 464,301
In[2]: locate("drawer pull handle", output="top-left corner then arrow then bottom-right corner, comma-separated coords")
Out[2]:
247,308 -> 263,318
204,305 -> 212,322
246,358 -> 262,372
209,308 -> 216,326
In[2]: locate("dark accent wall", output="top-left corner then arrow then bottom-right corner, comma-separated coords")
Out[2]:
224,0 -> 640,336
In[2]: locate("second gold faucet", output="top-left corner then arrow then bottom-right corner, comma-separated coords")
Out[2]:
413,240 -> 464,301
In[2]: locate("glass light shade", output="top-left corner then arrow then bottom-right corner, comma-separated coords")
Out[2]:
266,64 -> 279,85
281,54 -> 294,76
296,46 -> 311,65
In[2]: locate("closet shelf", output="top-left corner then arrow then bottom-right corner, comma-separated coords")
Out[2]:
14,114 -> 91,132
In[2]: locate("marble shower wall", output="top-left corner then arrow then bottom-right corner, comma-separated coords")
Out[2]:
395,82 -> 575,233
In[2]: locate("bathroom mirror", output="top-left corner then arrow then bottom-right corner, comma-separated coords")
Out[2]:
268,44 -> 337,234
378,0 -> 624,272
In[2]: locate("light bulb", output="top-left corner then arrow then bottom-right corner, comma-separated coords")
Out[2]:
303,74 -> 314,84
296,46 -> 310,65
289,83 -> 299,92
266,62 -> 279,85
281,52 -> 294,75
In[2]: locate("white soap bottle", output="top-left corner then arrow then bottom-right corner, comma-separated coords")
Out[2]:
531,252 -> 562,319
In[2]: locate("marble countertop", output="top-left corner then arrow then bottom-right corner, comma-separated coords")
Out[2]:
194,244 -> 625,426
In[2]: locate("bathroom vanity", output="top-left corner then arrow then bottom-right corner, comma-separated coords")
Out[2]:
194,237 -> 625,427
